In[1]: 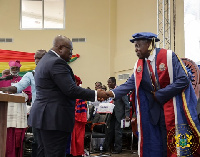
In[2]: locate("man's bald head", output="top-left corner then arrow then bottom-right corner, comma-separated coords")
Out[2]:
35,49 -> 47,65
51,35 -> 73,62
53,35 -> 71,48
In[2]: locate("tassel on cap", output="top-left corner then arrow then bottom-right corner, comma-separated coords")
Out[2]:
148,38 -> 155,55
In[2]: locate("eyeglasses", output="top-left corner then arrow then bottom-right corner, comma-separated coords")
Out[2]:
62,45 -> 73,52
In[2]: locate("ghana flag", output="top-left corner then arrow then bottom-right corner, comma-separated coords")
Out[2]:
0,49 -> 80,77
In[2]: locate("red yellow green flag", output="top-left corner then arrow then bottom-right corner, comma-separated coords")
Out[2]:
0,49 -> 80,77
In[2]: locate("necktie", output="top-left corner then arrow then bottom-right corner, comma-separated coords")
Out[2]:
147,60 -> 156,91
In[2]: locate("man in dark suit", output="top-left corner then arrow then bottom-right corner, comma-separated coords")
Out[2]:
103,77 -> 130,154
106,32 -> 200,157
28,35 -> 108,157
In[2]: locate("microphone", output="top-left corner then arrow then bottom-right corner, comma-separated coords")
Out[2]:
0,75 -> 14,81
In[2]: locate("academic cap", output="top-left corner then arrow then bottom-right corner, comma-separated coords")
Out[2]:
130,32 -> 160,43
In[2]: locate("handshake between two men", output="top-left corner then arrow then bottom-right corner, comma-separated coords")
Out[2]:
0,87 -> 115,102
96,89 -> 114,101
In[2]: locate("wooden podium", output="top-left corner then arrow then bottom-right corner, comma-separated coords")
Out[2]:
0,93 -> 25,157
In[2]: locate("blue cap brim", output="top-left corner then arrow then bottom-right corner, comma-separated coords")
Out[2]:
130,37 -> 160,43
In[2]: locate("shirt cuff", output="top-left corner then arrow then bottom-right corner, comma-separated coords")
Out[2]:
95,91 -> 97,101
111,90 -> 115,99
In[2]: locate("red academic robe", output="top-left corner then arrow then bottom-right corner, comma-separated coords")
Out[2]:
70,99 -> 87,156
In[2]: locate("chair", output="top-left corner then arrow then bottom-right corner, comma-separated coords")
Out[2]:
121,117 -> 138,154
89,112 -> 111,156
122,124 -> 134,153
23,127 -> 34,157
84,104 -> 95,150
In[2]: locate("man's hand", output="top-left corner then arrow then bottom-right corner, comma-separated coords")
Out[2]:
125,116 -> 130,122
106,91 -> 114,97
97,89 -> 109,101
151,90 -> 160,104
0,86 -> 17,94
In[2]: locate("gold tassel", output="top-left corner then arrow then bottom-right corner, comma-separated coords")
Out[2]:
148,38 -> 155,55
150,50 -> 153,55
148,42 -> 152,51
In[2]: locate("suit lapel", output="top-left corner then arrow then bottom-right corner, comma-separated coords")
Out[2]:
48,50 -> 75,82
67,65 -> 75,82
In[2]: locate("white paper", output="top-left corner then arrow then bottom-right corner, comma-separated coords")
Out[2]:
96,103 -> 115,113
121,119 -> 130,128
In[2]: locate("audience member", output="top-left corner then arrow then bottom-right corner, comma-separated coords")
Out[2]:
2,69 -> 10,77
0,50 -> 47,157
87,81 -> 104,114
103,77 -> 130,154
102,85 -> 107,91
95,81 -> 102,90
0,60 -> 31,157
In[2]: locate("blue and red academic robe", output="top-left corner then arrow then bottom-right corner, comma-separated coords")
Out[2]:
66,99 -> 87,156
113,48 -> 200,157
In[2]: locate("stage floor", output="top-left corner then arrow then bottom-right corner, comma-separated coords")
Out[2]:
89,149 -> 139,157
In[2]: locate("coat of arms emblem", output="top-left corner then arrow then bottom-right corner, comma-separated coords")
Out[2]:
159,63 -> 166,71
175,133 -> 192,149
167,124 -> 199,156
137,65 -> 142,72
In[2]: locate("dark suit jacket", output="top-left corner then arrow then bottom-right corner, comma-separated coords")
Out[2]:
114,95 -> 130,123
28,50 -> 95,132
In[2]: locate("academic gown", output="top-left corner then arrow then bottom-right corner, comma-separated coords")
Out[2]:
113,48 -> 200,157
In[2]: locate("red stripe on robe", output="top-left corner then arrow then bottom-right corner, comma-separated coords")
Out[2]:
156,49 -> 176,157
135,59 -> 144,157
